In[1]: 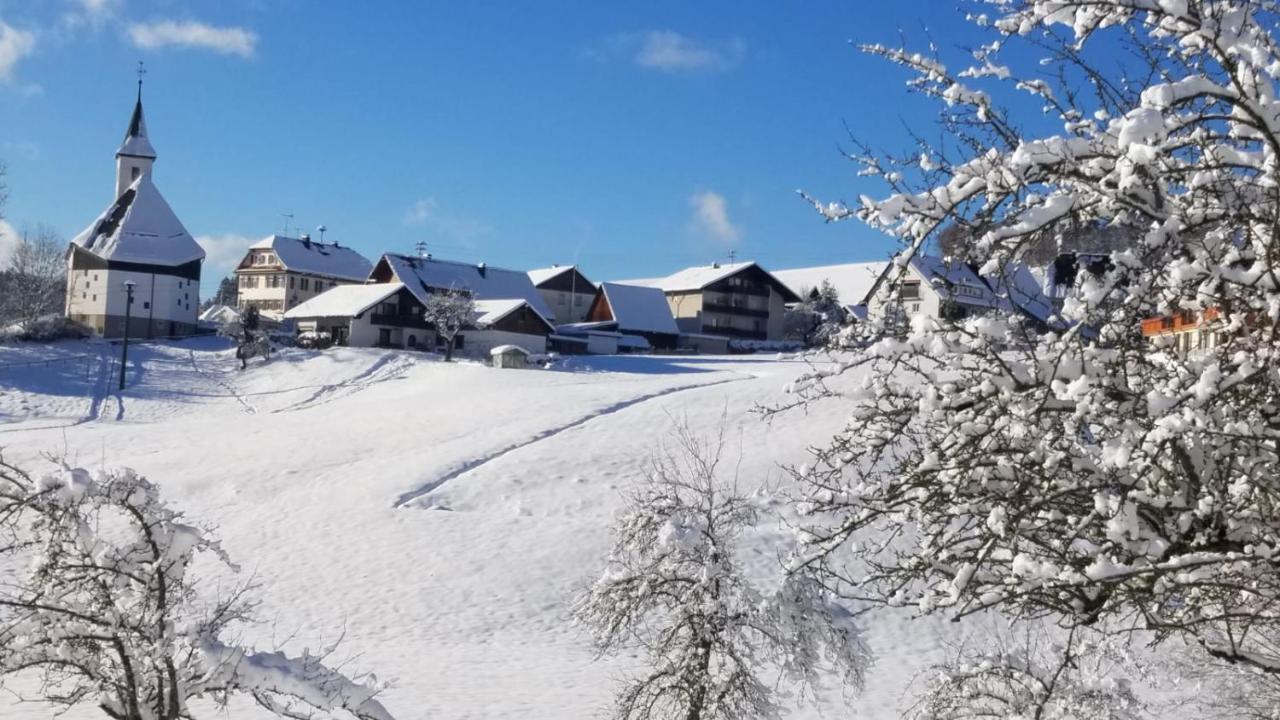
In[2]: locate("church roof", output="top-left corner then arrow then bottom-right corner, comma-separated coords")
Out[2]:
117,94 -> 157,159
70,174 -> 205,266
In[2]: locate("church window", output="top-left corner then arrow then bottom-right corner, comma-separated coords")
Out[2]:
82,292 -> 87,299
131,167 -> 140,181
92,295 -> 96,302
143,302 -> 150,310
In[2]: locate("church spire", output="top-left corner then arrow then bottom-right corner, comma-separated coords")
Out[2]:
117,62 -> 156,161
115,63 -> 157,198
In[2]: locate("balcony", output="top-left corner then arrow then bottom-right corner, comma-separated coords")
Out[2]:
369,313 -> 431,329
702,300 -> 769,318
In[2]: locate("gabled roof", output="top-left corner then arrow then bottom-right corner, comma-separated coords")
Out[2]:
597,282 -> 679,335
373,254 -> 555,320
117,94 -> 157,159
527,266 -> 574,286
283,282 -> 403,319
472,299 -> 555,333
621,261 -> 801,302
248,235 -> 373,282
773,262 -> 888,308
70,174 -> 204,266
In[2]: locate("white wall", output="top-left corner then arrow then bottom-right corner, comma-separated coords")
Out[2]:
66,265 -> 199,332
460,330 -> 548,357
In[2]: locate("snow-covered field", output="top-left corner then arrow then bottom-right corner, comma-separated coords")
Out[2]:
0,338 -> 962,719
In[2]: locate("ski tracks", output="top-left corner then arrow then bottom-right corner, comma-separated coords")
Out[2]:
188,350 -> 258,415
393,373 -> 753,508
274,353 -> 416,414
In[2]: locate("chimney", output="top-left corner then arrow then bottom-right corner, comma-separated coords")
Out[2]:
478,262 -> 487,278
300,233 -> 311,249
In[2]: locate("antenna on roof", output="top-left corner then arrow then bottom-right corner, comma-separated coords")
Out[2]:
317,225 -> 327,243
280,213 -> 294,236
728,249 -> 737,264
415,240 -> 428,259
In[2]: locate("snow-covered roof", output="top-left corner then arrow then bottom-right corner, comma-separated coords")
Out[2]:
982,263 -> 1059,324
376,254 -> 555,320
527,266 -> 574,286
283,283 -> 402,319
70,174 -> 204,266
623,262 -> 756,292
198,304 -> 240,324
597,282 -> 679,335
773,262 -> 888,307
249,235 -> 373,282
489,344 -> 531,356
472,299 -> 531,327
909,256 -> 1001,308
117,95 -> 156,159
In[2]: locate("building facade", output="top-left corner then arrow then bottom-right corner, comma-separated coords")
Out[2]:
233,235 -> 373,319
628,262 -> 799,342
65,85 -> 205,338
527,265 -> 597,325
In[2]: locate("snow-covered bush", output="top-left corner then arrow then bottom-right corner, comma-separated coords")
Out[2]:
0,457 -> 396,720
780,0 -> 1280,684
575,423 -> 869,720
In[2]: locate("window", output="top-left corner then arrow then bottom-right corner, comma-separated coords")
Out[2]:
407,335 -> 417,348
82,292 -> 86,299
575,295 -> 583,306
454,335 -> 464,350
290,276 -> 296,288
94,274 -> 99,282
92,294 -> 96,301
143,302 -> 150,309
131,167 -> 140,180
752,319 -> 762,332
301,278 -> 310,291
900,283 -> 921,300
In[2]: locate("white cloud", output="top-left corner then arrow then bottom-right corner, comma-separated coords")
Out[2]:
0,219 -> 19,267
688,191 -> 741,245
402,197 -> 492,249
196,233 -> 254,280
0,21 -> 37,84
635,31 -> 744,72
128,20 -> 257,58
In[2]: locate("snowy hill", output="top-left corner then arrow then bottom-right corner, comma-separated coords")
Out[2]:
0,340 -> 968,719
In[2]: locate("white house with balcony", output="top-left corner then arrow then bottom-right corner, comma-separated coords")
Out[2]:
618,262 -> 800,344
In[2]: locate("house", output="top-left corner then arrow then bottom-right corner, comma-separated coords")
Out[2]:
584,282 -> 681,350
1141,308 -> 1223,353
282,282 -> 432,349
65,83 -> 205,338
461,299 -> 554,356
621,262 -> 800,342
233,235 -> 373,319
369,253 -> 555,320
778,256 -> 1056,329
527,265 -> 597,324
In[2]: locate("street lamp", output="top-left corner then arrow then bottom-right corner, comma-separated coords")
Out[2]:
119,280 -> 136,391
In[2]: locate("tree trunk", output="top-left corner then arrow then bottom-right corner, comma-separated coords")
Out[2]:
444,336 -> 455,362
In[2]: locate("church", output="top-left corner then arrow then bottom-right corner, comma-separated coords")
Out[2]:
64,82 -> 205,338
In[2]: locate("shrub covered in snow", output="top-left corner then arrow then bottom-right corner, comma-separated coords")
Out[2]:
778,0 -> 1280,696
0,457 -> 396,720
575,423 -> 869,720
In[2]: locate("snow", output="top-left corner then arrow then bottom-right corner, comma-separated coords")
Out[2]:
773,262 -> 888,308
473,298 -> 542,328
117,97 -> 156,159
251,235 -> 375,282
527,266 -> 580,287
596,282 -> 679,335
0,338 -> 970,719
69,174 -> 205,266
283,283 -> 403,319
199,304 -> 240,324
489,344 -> 530,356
619,261 -> 758,292
377,254 -> 556,321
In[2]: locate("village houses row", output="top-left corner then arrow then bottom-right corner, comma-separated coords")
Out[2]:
68,84 -> 1157,357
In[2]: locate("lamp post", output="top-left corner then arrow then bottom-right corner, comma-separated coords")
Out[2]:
119,280 -> 135,391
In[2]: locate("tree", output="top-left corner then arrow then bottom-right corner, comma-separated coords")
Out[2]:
0,225 -> 67,336
422,289 -> 474,362
0,456 -> 396,720
780,0 -> 1280,688
575,422 -> 869,720
202,275 -> 238,311
907,626 -> 1147,720
783,280 -> 847,348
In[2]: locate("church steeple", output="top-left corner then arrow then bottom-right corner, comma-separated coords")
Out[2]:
115,64 -> 156,199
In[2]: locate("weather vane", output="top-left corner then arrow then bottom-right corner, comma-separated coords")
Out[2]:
136,61 -> 147,96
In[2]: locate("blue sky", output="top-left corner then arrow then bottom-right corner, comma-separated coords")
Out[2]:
0,0 -> 985,295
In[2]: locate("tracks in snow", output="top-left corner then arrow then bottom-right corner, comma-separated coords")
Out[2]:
274,353 -> 416,414
393,374 -> 752,509
188,350 -> 258,415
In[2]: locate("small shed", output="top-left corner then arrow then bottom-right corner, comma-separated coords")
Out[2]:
490,344 -> 531,369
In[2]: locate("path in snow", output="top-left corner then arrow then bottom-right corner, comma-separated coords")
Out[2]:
187,349 -> 258,415
393,373 -> 753,509
273,352 -> 418,414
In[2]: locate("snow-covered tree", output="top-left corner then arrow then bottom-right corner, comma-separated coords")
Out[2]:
422,289 -> 475,362
907,626 -> 1147,720
0,225 -> 66,336
778,0 -> 1280,685
575,422 -> 869,720
0,456 -> 396,720
784,281 -> 848,348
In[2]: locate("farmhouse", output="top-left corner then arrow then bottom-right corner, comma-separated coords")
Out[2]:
462,299 -> 555,356
584,282 -> 680,351
65,84 -> 205,338
527,265 -> 596,325
282,282 -> 431,349
234,235 -> 373,318
622,262 -> 800,343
